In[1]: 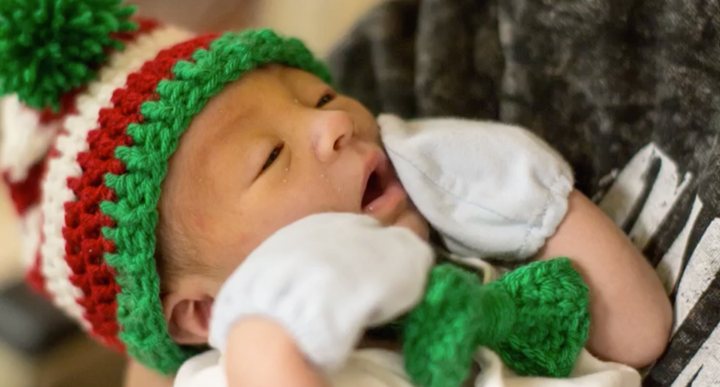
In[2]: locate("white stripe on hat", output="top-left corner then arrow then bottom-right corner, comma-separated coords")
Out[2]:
39,26 -> 193,329
20,204 -> 42,270
0,96 -> 61,182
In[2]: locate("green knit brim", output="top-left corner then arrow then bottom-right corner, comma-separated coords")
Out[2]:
99,29 -> 332,374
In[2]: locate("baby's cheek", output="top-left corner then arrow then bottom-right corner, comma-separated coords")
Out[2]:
292,182 -> 358,214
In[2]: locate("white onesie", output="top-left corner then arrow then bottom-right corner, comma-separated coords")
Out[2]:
173,114 -> 641,387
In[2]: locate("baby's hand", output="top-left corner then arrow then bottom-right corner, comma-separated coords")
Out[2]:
224,317 -> 330,387
209,212 -> 434,371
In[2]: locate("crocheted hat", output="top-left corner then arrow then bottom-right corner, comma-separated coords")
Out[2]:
0,0 -> 330,374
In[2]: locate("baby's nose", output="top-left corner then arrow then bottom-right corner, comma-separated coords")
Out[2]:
310,111 -> 354,162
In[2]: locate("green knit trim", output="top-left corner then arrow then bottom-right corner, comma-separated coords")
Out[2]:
0,0 -> 137,110
100,29 -> 331,374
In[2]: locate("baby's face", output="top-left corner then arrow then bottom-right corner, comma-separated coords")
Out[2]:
161,65 -> 428,285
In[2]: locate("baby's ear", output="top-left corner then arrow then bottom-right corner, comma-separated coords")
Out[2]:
162,286 -> 214,345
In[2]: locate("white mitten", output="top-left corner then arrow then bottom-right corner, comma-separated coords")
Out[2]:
208,212 -> 434,371
379,114 -> 574,260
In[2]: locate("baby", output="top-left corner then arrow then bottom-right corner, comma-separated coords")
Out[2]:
0,3 -> 670,386
163,61 -> 663,387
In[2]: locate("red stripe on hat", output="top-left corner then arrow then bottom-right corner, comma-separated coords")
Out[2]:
3,161 -> 46,215
26,245 -> 49,297
64,33 -> 218,351
16,19 -> 164,314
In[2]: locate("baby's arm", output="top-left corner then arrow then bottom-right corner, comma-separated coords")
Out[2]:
225,318 -> 327,387
124,359 -> 174,387
380,114 -> 672,369
536,189 -> 672,368
122,321 -> 326,387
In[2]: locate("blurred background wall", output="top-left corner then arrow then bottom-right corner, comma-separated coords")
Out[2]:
129,0 -> 384,55
0,1 -> 383,386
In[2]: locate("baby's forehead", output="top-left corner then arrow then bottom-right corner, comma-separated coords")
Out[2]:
195,65 -> 320,117
188,65 -> 330,133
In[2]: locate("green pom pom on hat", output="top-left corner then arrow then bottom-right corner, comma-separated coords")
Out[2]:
0,0 -> 137,110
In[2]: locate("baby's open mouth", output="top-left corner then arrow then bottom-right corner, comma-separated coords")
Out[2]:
360,149 -> 407,218
362,170 -> 386,209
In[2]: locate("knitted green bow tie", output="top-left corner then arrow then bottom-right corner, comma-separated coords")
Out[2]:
403,258 -> 590,387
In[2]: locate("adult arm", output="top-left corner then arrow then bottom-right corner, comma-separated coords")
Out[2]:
536,190 -> 673,368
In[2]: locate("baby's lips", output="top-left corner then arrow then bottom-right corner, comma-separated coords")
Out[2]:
363,179 -> 408,224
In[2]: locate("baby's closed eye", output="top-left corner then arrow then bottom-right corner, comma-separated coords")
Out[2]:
260,143 -> 284,173
315,90 -> 335,108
